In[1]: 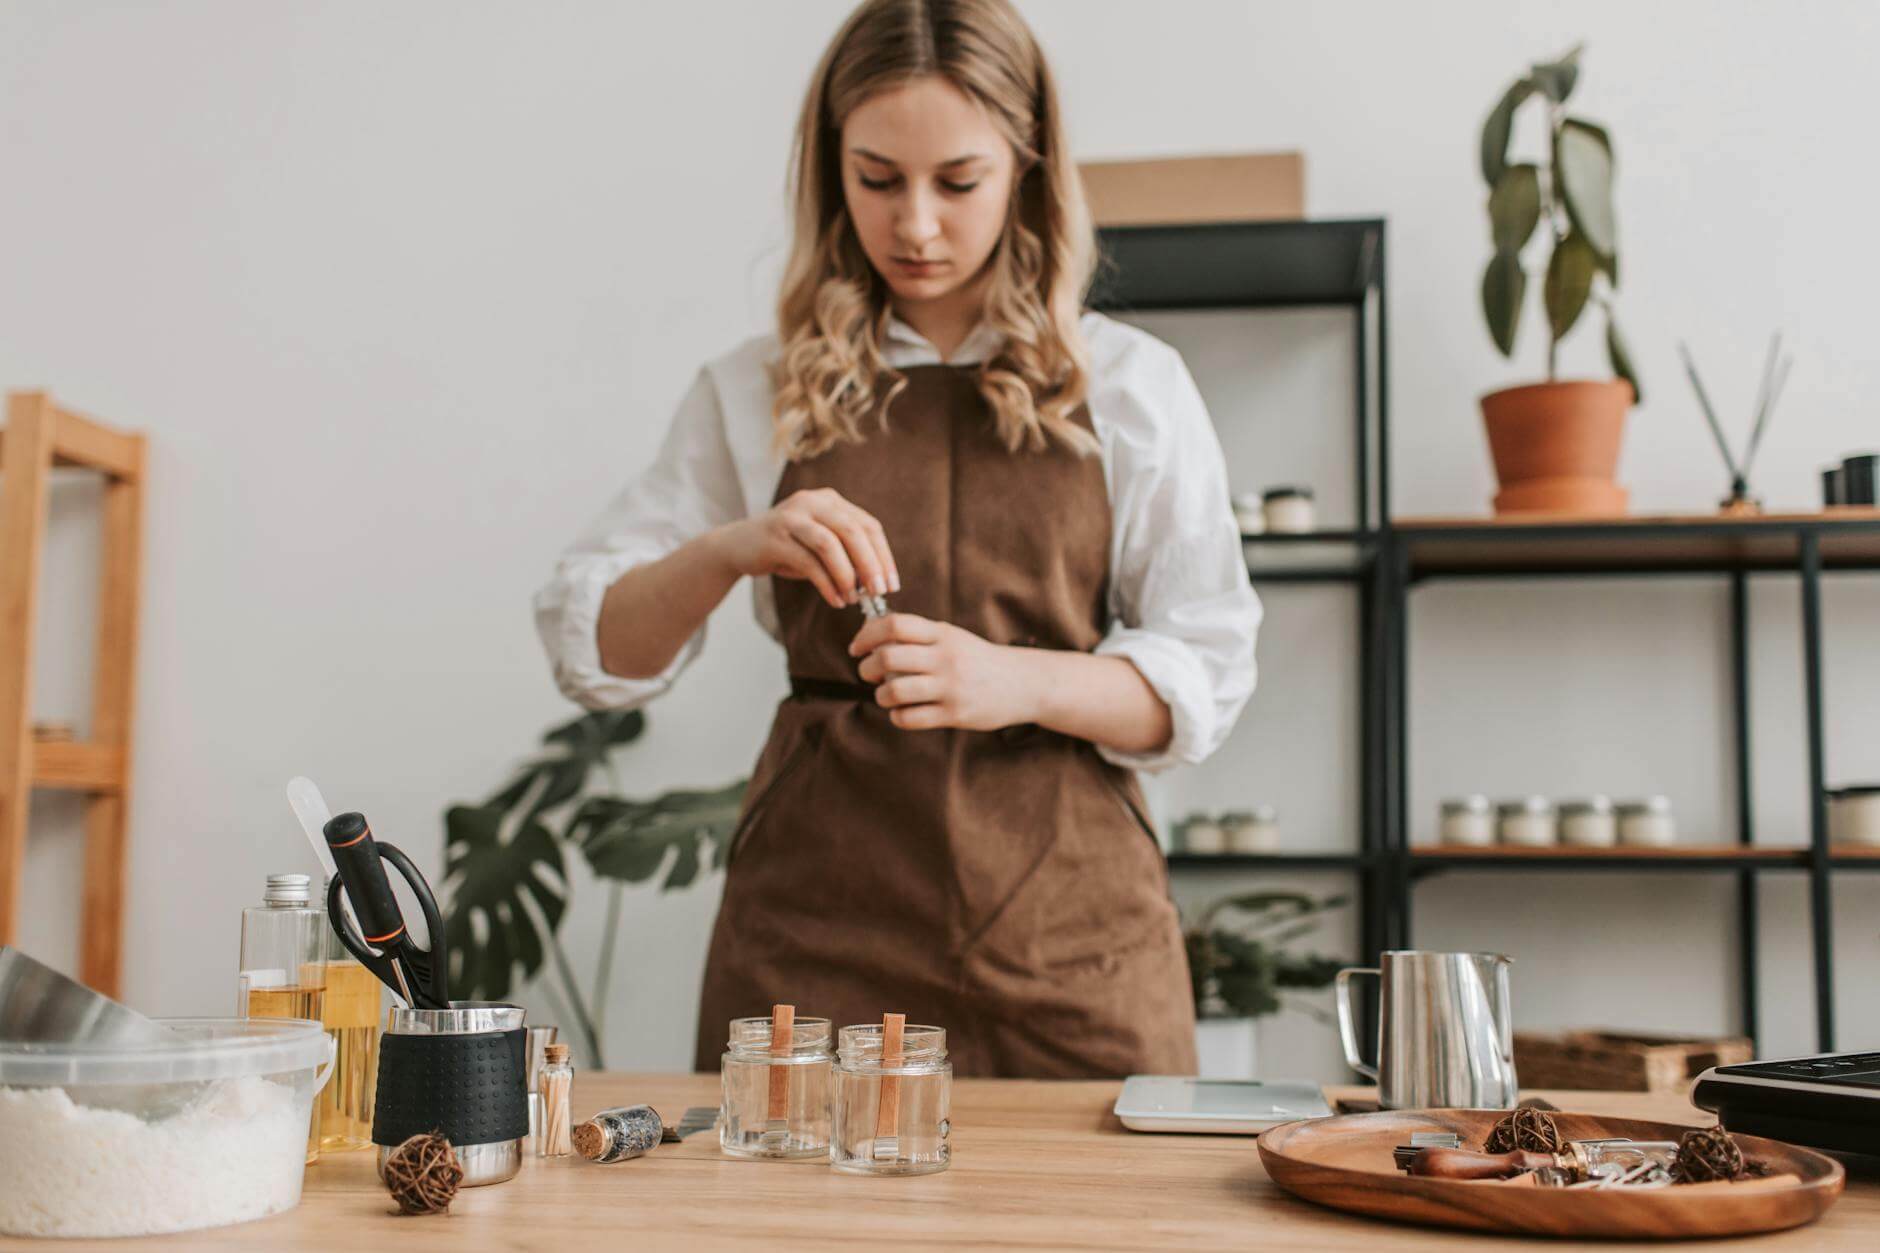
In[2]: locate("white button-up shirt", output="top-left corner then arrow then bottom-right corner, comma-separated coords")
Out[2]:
533,310 -> 1261,772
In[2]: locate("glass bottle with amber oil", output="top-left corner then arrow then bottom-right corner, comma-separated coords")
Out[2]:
238,873 -> 328,1164
317,878 -> 382,1152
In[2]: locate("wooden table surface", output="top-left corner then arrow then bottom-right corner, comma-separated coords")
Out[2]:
14,1075 -> 1878,1250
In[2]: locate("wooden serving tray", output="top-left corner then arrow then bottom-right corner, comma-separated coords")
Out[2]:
1258,1109 -> 1844,1240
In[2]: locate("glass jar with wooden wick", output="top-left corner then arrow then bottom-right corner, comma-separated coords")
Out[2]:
830,1017 -> 951,1176
719,1006 -> 832,1159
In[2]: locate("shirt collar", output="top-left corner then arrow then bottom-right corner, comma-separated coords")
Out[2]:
883,312 -> 1005,367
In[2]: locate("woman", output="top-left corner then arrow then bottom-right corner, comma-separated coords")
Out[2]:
535,0 -> 1260,1078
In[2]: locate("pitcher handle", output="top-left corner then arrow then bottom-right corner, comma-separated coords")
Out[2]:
1334,966 -> 1380,1080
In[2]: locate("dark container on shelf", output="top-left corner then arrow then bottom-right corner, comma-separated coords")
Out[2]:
1842,453 -> 1879,506
1822,465 -> 1846,507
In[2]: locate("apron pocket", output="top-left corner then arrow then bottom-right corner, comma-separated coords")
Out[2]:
724,723 -> 822,869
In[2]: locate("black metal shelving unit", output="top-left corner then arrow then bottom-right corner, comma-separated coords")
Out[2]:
1091,218 -> 1391,975
1094,217 -> 1880,1056
1387,515 -> 1880,1055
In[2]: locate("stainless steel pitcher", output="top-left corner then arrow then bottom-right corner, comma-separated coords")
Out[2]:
1335,950 -> 1517,1109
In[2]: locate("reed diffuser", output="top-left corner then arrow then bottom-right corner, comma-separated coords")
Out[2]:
1679,334 -> 1792,515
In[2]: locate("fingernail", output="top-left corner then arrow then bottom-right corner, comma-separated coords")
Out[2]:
871,577 -> 887,596
890,574 -> 902,593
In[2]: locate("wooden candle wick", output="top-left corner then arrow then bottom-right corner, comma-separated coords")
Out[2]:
876,1012 -> 906,1142
766,1003 -> 794,1123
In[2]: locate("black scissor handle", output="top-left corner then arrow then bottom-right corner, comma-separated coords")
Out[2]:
326,873 -> 409,998
375,841 -> 450,1007
323,819 -> 451,1010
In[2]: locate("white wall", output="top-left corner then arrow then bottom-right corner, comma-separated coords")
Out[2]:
4,1 -> 1876,1079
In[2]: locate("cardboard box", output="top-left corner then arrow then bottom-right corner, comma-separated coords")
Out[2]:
1078,152 -> 1306,227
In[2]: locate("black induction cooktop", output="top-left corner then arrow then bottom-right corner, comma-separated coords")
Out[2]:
1692,1051 -> 1880,1156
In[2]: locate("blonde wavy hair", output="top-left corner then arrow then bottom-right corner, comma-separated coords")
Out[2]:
771,0 -> 1098,460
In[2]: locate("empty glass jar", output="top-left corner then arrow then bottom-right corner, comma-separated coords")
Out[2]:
831,1023 -> 951,1176
719,1015 -> 832,1159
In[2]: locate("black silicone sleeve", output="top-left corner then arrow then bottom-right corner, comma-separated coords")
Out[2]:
371,1028 -> 529,1148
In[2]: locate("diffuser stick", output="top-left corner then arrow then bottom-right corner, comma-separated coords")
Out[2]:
765,1003 -> 794,1131
1744,355 -> 1791,477
874,1012 -> 905,1161
1740,334 -> 1786,477
1679,342 -> 1738,478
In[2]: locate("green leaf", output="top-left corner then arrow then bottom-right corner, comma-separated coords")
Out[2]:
1482,250 -> 1527,357
1607,314 -> 1642,404
1544,231 -> 1597,342
510,709 -> 649,824
570,780 -> 748,889
1529,43 -> 1584,103
443,803 -> 568,1001
1488,163 -> 1542,252
1185,892 -> 1346,1020
1556,118 -> 1616,264
1480,77 -> 1534,186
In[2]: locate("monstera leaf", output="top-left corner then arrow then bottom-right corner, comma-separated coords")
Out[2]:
441,707 -> 743,1063
570,780 -> 748,888
521,709 -> 647,822
443,801 -> 567,1001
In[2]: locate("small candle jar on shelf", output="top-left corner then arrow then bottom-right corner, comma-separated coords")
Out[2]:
1222,806 -> 1280,853
1262,486 -> 1316,534
1560,796 -> 1617,848
1617,796 -> 1677,847
1233,491 -> 1266,536
1179,814 -> 1226,855
1497,797 -> 1557,847
1438,796 -> 1494,847
1829,785 -> 1880,847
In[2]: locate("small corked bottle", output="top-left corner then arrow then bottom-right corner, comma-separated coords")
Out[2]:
572,1104 -> 664,1164
539,1043 -> 575,1158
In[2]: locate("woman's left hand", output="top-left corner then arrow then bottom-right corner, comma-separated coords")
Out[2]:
850,613 -> 1034,731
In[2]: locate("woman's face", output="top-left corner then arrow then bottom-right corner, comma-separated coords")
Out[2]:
840,75 -> 1018,316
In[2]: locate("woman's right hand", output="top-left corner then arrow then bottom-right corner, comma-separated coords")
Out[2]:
710,487 -> 900,609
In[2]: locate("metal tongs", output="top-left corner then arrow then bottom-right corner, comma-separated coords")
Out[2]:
322,811 -> 451,1010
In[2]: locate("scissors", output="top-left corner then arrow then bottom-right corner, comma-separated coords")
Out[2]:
322,811 -> 451,1010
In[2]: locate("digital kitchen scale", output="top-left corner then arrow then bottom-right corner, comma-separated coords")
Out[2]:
1692,1051 -> 1880,1156
1113,1075 -> 1333,1135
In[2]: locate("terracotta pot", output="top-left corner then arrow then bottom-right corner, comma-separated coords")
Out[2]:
1480,380 -> 1635,516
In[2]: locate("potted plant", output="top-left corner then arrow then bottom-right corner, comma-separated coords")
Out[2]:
1184,891 -> 1347,1079
442,708 -> 745,1067
1479,44 -> 1643,516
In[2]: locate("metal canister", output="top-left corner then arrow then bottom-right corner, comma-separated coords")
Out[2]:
373,1002 -> 528,1187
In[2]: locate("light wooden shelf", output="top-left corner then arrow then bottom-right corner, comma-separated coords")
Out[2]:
2,390 -> 145,997
30,741 -> 126,793
1412,843 -> 1808,872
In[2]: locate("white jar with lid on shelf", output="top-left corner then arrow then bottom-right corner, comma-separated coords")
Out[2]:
1617,796 -> 1677,847
1232,492 -> 1266,536
1438,796 -> 1494,847
1262,487 -> 1316,534
1180,815 -> 1226,855
1560,796 -> 1617,848
1222,806 -> 1280,853
1828,786 -> 1880,847
1497,797 -> 1557,847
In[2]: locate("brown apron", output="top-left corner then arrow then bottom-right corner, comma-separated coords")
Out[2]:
692,364 -> 1197,1078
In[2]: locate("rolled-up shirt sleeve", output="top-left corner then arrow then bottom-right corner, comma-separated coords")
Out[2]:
533,368 -> 747,710
1093,337 -> 1261,772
